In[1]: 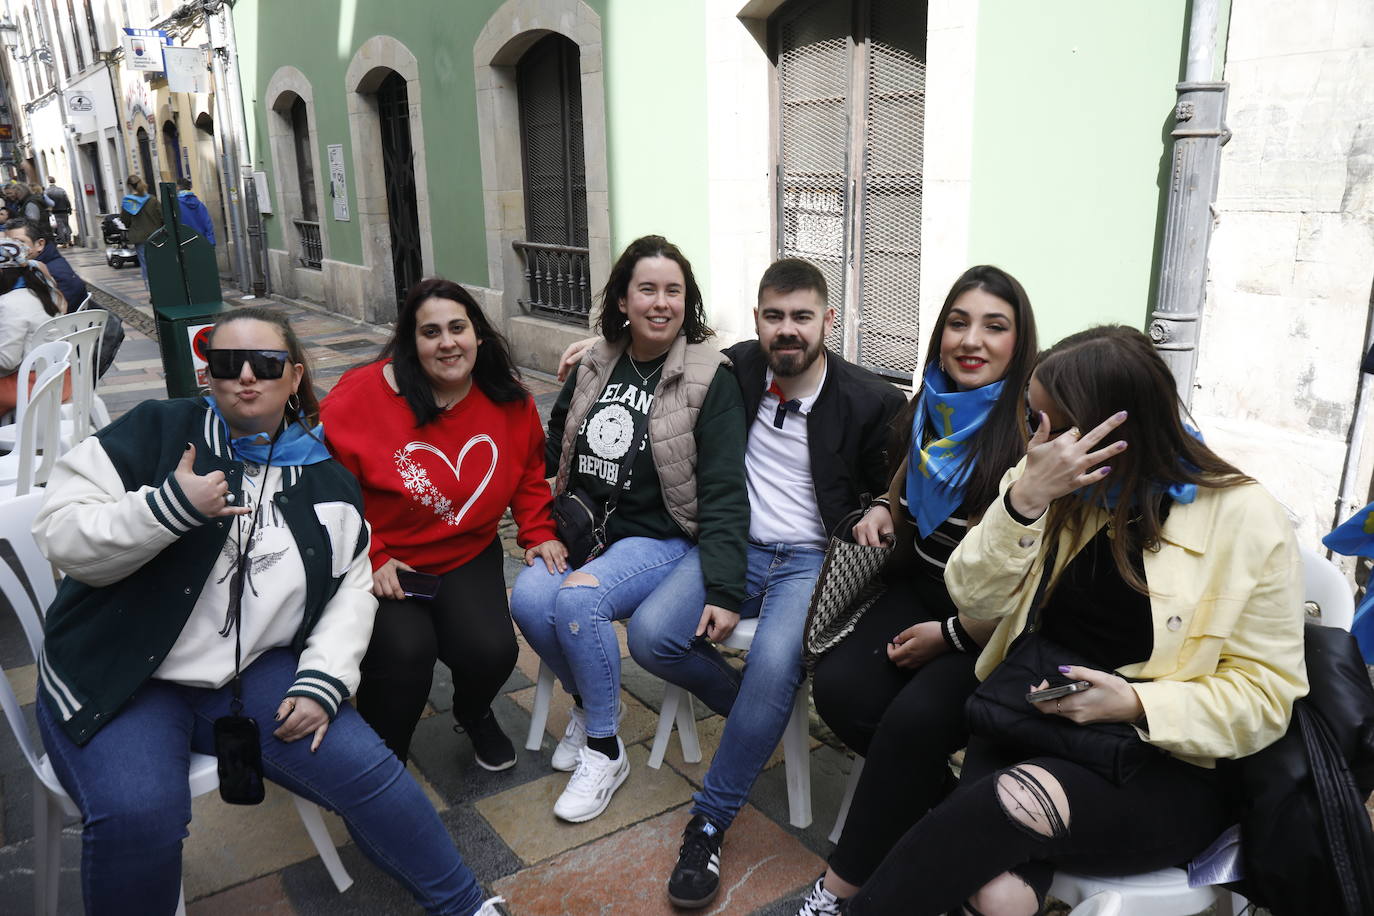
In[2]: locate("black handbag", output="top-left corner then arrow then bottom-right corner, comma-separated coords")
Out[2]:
964,545 -> 1162,785
1227,623 -> 1374,916
552,410 -> 648,568
802,507 -> 891,670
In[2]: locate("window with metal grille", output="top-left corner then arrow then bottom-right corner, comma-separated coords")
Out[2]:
773,0 -> 927,381
515,33 -> 591,324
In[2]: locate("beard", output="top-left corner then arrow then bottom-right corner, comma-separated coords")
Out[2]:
767,335 -> 823,378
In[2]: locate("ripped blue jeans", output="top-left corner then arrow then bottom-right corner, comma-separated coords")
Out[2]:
509,536 -> 692,737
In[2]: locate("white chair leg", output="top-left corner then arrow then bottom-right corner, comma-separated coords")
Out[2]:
649,683 -> 683,769
782,685 -> 812,828
829,756 -> 864,844
33,781 -> 63,916
174,880 -> 187,916
291,794 -> 354,892
525,661 -> 554,752
675,688 -> 702,765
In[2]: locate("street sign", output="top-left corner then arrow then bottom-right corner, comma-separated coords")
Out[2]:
123,27 -> 169,73
67,93 -> 94,112
163,46 -> 208,93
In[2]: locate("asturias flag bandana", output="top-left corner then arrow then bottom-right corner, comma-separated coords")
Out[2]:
1321,504 -> 1374,663
904,362 -> 1003,537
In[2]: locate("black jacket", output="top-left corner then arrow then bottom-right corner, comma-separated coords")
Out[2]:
723,340 -> 905,538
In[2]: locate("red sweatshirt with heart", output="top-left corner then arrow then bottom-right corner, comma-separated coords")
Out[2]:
321,360 -> 556,574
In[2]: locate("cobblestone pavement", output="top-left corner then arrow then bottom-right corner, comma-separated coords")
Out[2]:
0,249 -> 850,916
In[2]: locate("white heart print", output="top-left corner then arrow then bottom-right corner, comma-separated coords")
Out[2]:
393,435 -> 499,527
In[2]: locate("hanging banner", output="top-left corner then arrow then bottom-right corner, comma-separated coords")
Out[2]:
328,144 -> 350,221
163,46 -> 208,93
123,27 -> 169,73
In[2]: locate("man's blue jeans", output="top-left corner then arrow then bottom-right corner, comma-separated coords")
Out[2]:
37,648 -> 485,916
627,542 -> 823,829
510,535 -> 692,738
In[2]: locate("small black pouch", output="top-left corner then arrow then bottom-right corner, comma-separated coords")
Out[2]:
213,713 -> 265,805
552,488 -> 604,568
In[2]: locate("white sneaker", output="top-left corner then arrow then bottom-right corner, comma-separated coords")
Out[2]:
553,737 -> 629,823
796,876 -> 844,916
551,702 -> 624,772
476,895 -> 511,915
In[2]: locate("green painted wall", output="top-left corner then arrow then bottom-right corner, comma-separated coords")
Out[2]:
232,0 -> 716,307
233,0 -> 610,288
966,0 -> 1189,347
603,0 -> 712,309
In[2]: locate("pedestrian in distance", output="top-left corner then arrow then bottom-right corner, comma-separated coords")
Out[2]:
798,265 -> 1040,915
47,176 -> 73,246
175,177 -> 217,246
32,305 -> 510,916
511,234 -> 749,824
320,277 -> 565,769
121,175 -> 163,296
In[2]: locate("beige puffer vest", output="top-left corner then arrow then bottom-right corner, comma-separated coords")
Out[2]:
555,334 -> 728,539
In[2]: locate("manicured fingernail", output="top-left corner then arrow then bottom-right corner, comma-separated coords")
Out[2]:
1099,466 -> 1112,475
1116,411 -> 1128,420
184,442 -> 192,450
1058,665 -> 1072,674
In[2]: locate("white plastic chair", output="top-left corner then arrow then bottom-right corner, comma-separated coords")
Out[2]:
1067,891 -> 1123,915
0,493 -> 354,915
0,311 -> 112,449
0,341 -> 70,497
1050,545 -> 1354,916
829,754 -> 864,843
645,618 -> 816,828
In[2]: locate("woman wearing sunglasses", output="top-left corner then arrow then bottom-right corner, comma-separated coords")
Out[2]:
32,307 -> 506,915
320,277 -> 563,771
839,325 -> 1304,915
800,266 -> 1039,915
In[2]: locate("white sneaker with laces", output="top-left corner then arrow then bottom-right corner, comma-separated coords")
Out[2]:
796,876 -> 844,915
475,895 -> 511,915
553,737 -> 629,823
551,702 -> 624,772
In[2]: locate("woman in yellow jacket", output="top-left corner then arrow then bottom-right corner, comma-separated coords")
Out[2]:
841,325 -> 1307,916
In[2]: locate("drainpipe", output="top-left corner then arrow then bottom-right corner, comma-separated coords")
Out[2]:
1147,0 -> 1230,407
1333,286 -> 1374,537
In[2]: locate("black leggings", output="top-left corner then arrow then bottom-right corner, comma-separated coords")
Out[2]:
847,737 -> 1229,915
356,538 -> 517,763
813,574 -> 978,886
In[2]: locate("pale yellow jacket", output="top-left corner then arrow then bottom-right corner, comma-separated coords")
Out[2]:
946,461 -> 1308,768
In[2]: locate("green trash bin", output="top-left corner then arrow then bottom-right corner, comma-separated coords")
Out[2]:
147,181 -> 227,398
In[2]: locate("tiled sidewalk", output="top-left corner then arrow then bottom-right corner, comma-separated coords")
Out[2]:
0,249 -> 855,915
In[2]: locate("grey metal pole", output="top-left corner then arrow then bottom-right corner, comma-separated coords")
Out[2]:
1148,0 -> 1230,407
206,10 -> 249,292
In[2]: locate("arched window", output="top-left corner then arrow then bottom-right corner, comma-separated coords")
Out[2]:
135,127 -> 154,183
515,33 -> 589,321
289,98 -> 317,223
162,120 -> 183,181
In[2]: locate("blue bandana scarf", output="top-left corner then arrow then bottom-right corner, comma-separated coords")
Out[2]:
904,363 -> 1004,537
1077,425 -> 1204,509
1323,503 -> 1374,663
204,397 -> 331,466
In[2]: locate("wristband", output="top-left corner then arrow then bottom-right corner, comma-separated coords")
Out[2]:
941,616 -> 969,654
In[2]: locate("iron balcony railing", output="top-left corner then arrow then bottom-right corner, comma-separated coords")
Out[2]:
294,219 -> 323,270
513,240 -> 591,324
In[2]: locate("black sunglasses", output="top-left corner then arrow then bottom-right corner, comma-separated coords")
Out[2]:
207,349 -> 290,380
1025,405 -> 1073,439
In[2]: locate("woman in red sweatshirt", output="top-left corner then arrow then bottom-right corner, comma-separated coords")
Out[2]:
321,277 -> 565,769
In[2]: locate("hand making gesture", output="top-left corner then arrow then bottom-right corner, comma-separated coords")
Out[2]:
1008,405 -> 1129,521
173,443 -> 252,518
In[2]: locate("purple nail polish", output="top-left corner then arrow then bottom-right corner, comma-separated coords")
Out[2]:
1057,665 -> 1072,674
1100,466 -> 1112,474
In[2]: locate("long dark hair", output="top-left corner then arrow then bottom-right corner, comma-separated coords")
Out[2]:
209,306 -> 321,431
597,235 -> 713,345
1036,325 -> 1250,594
887,265 -> 1039,517
0,234 -> 60,318
382,276 -> 527,426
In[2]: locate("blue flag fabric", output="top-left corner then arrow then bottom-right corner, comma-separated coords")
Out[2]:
1321,503 -> 1374,663
904,363 -> 1003,538
204,396 -> 332,467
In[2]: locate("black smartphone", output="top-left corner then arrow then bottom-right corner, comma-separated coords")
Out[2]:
213,715 -> 266,805
396,569 -> 442,600
1025,680 -> 1092,704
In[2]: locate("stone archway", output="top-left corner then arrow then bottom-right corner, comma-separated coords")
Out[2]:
265,66 -> 330,301
343,36 -> 433,324
474,0 -> 611,366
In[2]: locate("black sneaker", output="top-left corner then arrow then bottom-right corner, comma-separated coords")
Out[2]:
457,710 -> 517,771
667,814 -> 723,908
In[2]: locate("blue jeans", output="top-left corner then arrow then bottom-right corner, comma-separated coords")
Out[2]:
136,242 -> 149,296
510,536 -> 692,737
627,543 -> 823,829
37,648 -> 485,916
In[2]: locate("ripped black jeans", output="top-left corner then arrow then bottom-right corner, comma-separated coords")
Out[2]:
846,736 -> 1228,916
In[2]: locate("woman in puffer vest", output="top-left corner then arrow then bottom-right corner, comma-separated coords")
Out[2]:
511,235 -> 748,824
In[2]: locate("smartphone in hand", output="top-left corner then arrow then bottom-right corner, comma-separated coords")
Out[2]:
1025,680 -> 1092,704
395,569 -> 442,600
